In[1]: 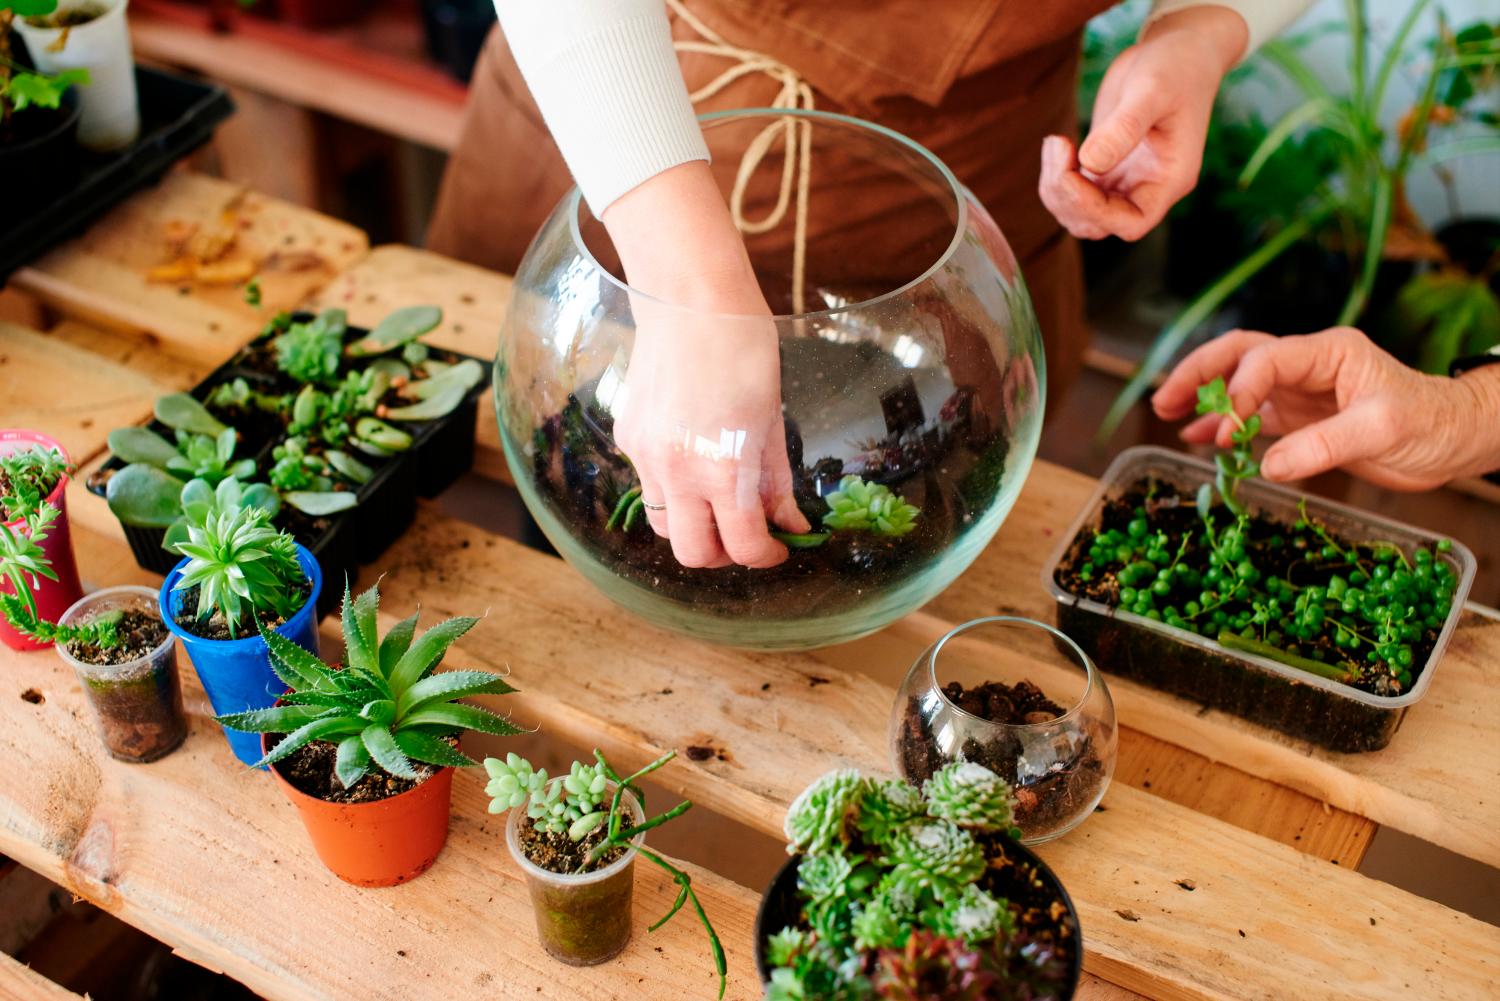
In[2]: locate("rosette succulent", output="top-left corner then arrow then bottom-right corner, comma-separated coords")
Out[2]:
484,753 -> 548,811
882,821 -> 985,890
785,768 -> 868,855
822,476 -> 921,537
923,761 -> 1018,832
858,779 -> 928,846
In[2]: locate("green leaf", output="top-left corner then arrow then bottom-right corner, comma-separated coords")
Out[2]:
383,385 -> 469,422
1195,376 -> 1233,417
402,360 -> 485,401
347,305 -> 443,356
387,616 -> 480,694
394,670 -> 517,720
249,716 -> 367,769
342,581 -> 381,683
216,704 -> 330,734
1239,97 -> 1333,189
3,1 -> 62,16
378,613 -> 419,679
108,428 -> 180,468
155,394 -> 228,436
3,68 -> 86,112
241,483 -> 282,518
401,702 -> 524,737
106,464 -> 184,527
361,723 -> 419,780
354,417 -> 412,451
284,490 -> 358,516
391,729 -> 476,769
259,621 -> 335,692
326,450 -> 373,485
360,699 -> 396,727
334,735 -> 371,788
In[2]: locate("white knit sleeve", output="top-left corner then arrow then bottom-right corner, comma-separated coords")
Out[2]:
493,0 -> 708,215
1144,0 -> 1317,58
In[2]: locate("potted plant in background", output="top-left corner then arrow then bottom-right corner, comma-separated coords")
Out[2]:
486,749 -> 726,993
160,498 -> 321,766
0,1 -> 86,188
216,582 -> 521,887
0,432 -> 83,651
1101,1 -> 1500,437
12,0 -> 137,151
756,766 -> 1081,999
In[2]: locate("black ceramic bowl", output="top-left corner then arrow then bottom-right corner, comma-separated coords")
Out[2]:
754,838 -> 1083,999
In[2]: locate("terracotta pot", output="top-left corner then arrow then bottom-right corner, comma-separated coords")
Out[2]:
265,731 -> 455,887
0,431 -> 84,652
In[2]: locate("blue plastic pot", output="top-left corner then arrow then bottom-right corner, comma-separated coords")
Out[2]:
160,545 -> 323,767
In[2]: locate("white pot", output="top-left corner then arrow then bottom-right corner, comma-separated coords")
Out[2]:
13,0 -> 139,152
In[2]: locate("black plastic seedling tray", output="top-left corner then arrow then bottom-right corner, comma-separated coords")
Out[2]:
1,66 -> 234,281
90,314 -> 491,617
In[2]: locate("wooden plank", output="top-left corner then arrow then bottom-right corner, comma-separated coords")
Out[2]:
130,16 -> 466,152
0,951 -> 87,1001
0,322 -> 166,466
13,172 -> 367,363
927,464 -> 1500,870
367,507 -> 1499,1001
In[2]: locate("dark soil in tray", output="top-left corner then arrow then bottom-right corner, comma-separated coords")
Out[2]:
898,679 -> 1106,836
528,339 -> 1014,619
66,608 -> 167,666
1054,476 -> 1444,699
518,814 -> 628,874
173,580 -> 313,641
269,734 -> 443,805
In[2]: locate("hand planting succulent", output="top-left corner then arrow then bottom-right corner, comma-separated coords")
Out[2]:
487,748 -> 726,994
170,503 -> 308,636
1064,377 -> 1460,698
764,765 -> 1075,1001
216,580 -> 519,783
822,476 -> 921,537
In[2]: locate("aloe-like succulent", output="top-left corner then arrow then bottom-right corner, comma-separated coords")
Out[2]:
217,580 -> 520,784
822,476 -> 921,536
785,768 -> 867,856
923,762 -> 1018,833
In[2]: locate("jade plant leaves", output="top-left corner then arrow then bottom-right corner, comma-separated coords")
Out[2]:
106,465 -> 184,527
384,361 -> 485,421
155,393 -> 228,437
283,490 -> 358,516
347,305 -> 443,357
107,428 -> 179,468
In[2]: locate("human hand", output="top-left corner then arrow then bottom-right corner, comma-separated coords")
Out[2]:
603,162 -> 811,569
1039,7 -> 1247,241
1152,327 -> 1500,490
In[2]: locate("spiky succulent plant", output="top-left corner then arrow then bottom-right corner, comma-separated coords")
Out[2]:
785,768 -> 867,855
883,821 -> 986,889
822,476 -> 921,537
171,504 -> 306,630
858,778 -> 928,846
216,581 -> 521,784
923,761 -> 1018,832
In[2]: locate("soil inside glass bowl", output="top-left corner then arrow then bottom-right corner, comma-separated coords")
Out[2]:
898,678 -> 1105,837
526,339 -> 1010,619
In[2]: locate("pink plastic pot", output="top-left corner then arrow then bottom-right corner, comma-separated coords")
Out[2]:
0,431 -> 83,652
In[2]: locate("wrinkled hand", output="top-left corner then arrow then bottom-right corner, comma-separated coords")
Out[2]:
1153,327 -> 1500,490
1039,7 -> 1245,241
613,300 -> 810,569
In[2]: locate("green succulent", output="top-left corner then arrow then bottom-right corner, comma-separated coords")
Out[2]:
822,476 -> 921,537
0,500 -> 120,649
923,762 -> 1017,832
0,445 -> 67,521
925,884 -> 1011,945
785,768 -> 868,856
171,505 -> 306,631
216,580 -> 520,784
166,428 -> 257,485
484,753 -> 549,811
206,377 -> 289,416
881,821 -> 985,891
852,893 -> 911,952
858,778 -> 929,847
275,309 -> 347,385
766,927 -> 814,968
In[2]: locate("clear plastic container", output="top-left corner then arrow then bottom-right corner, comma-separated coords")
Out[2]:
56,585 -> 185,763
505,782 -> 646,966
890,616 -> 1116,843
1043,446 -> 1477,752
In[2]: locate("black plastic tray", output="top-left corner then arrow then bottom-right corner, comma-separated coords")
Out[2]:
90,314 -> 491,617
1,65 -> 234,281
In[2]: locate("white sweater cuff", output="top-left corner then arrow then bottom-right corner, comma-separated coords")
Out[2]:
494,0 -> 708,216
1144,0 -> 1316,58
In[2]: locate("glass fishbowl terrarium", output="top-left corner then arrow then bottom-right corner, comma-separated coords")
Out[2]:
495,110 -> 1045,649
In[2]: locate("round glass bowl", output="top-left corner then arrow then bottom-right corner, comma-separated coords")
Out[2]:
495,109 -> 1045,650
890,617 -> 1116,843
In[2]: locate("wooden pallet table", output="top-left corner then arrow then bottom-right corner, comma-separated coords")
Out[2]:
2,175 -> 1497,1000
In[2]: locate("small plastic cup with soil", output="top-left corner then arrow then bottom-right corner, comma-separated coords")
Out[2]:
891,616 -> 1117,843
505,780 -> 646,967
56,586 -> 186,764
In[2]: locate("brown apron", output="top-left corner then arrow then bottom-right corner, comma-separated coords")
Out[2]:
428,0 -> 1113,402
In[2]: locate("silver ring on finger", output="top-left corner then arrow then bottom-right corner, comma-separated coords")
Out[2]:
641,500 -> 667,512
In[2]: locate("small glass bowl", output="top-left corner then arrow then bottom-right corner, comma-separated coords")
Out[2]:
890,616 -> 1116,843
